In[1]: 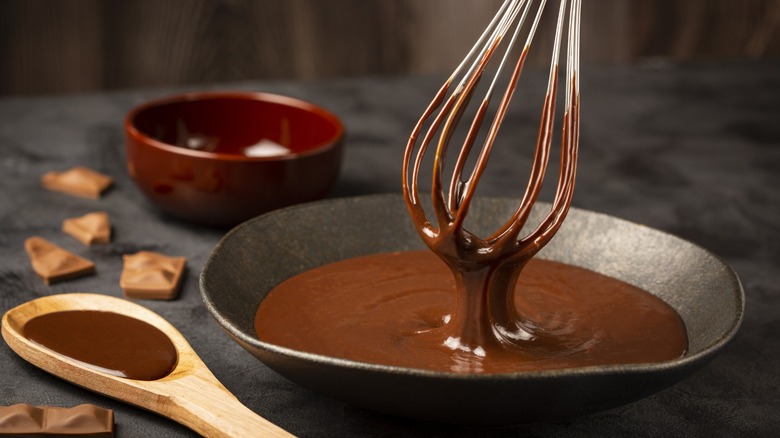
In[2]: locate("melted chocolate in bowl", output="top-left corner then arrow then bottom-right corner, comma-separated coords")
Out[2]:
201,195 -> 744,424
23,310 -> 178,381
256,251 -> 687,374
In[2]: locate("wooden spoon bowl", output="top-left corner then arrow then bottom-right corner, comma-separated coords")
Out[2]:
1,293 -> 292,438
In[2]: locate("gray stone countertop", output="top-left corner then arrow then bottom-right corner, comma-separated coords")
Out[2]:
1,59 -> 779,436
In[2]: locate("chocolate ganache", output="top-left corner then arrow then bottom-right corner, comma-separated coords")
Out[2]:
255,251 -> 687,373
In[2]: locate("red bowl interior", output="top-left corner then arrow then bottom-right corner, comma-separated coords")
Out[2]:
124,92 -> 345,227
128,92 -> 343,159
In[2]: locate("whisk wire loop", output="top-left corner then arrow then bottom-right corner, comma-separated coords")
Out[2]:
403,0 -> 581,263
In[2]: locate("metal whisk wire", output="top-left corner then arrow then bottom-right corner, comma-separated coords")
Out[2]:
403,0 -> 581,264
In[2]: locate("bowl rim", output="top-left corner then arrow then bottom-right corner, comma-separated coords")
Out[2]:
124,91 -> 345,162
200,193 -> 746,381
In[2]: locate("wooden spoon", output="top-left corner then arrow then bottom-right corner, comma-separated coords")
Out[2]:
1,293 -> 293,438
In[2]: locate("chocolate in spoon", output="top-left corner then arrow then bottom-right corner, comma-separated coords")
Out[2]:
1,293 -> 292,438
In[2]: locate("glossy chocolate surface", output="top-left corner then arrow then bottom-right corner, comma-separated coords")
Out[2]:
256,250 -> 687,373
23,310 -> 177,381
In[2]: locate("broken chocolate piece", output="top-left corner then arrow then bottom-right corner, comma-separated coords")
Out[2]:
62,212 -> 111,245
24,237 -> 95,285
0,403 -> 43,432
120,251 -> 186,300
0,403 -> 113,436
41,167 -> 113,199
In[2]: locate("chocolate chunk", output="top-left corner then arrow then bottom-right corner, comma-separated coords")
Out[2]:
120,251 -> 186,300
0,403 -> 113,436
62,212 -> 111,245
41,167 -> 113,199
0,403 -> 43,432
24,237 -> 95,285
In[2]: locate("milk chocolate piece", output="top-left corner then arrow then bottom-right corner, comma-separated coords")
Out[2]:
24,237 -> 95,285
41,167 -> 113,199
0,403 -> 113,436
120,251 -> 186,299
62,212 -> 111,245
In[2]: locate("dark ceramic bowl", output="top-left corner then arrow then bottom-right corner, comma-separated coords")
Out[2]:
125,92 -> 344,227
200,194 -> 744,424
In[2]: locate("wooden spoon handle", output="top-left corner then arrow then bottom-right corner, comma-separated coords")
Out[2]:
165,374 -> 294,438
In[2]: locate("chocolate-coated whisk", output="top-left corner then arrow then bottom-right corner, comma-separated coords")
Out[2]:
402,0 -> 582,350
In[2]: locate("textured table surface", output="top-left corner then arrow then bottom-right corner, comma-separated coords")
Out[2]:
1,60 -> 779,437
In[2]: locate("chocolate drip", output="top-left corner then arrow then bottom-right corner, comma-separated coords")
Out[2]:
403,60 -> 581,356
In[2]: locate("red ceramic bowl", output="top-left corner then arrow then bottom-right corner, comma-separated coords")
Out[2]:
125,92 -> 344,227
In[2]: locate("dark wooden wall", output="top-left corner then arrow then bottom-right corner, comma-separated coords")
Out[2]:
1,0 -> 779,96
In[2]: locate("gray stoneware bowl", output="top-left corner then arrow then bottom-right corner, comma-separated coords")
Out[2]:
200,194 -> 744,424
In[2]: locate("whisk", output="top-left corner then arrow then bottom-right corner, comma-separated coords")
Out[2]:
402,0 -> 582,353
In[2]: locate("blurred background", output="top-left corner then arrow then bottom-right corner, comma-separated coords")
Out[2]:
1,0 -> 779,97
